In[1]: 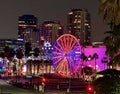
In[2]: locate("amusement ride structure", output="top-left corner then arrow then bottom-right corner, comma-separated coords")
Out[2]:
52,34 -> 82,77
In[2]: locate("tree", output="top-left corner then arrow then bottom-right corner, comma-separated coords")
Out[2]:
0,52 -> 4,58
99,0 -> 120,25
33,48 -> 40,57
25,42 -> 32,57
94,76 -> 120,94
26,59 -> 33,75
4,46 -> 10,58
97,1 -> 120,93
32,48 -> 40,75
4,46 -> 15,61
104,25 -> 120,66
16,48 -> 24,60
16,48 -> 24,75
99,0 -> 120,66
81,53 -> 87,67
81,66 -> 94,76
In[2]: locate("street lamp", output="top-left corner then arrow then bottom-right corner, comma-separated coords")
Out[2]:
93,53 -> 98,72
67,63 -> 71,93
87,55 -> 92,61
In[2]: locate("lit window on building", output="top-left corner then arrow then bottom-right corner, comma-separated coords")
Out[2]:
78,20 -> 81,23
58,27 -> 62,29
68,12 -> 73,15
45,24 -> 52,27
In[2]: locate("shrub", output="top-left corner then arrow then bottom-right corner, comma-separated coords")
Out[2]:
94,75 -> 120,94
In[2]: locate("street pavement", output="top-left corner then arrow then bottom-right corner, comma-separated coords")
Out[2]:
0,79 -> 85,94
0,79 -> 40,94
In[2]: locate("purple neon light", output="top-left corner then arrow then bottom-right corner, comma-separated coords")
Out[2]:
84,46 -> 107,71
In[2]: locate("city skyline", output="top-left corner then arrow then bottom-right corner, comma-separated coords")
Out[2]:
0,0 -> 108,42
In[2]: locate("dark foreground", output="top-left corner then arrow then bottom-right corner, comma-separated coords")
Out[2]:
0,78 -> 89,94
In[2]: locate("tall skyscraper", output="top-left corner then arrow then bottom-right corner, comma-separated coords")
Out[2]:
67,9 -> 91,46
40,21 -> 63,46
18,15 -> 39,48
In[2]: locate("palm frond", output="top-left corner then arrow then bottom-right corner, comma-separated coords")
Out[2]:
113,54 -> 120,65
99,0 -> 120,25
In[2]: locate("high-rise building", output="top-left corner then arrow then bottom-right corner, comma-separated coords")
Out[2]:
0,39 -> 24,53
67,9 -> 91,46
40,21 -> 63,46
18,15 -> 39,48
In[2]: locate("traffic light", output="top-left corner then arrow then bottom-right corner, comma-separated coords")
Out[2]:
87,85 -> 94,93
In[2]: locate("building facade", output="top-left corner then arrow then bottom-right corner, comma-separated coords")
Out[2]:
40,21 -> 63,46
18,15 -> 39,48
67,9 -> 91,46
0,39 -> 24,53
39,21 -> 63,60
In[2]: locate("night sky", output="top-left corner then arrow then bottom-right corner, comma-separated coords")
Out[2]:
0,0 -> 108,42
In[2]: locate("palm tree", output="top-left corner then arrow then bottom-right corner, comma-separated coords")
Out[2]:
81,53 -> 87,67
25,42 -> 32,57
99,0 -> 120,67
3,46 -> 15,73
97,1 -> 120,93
104,25 -> 120,66
99,0 -> 120,26
16,48 -> 24,75
4,46 -> 15,61
33,48 -> 40,58
32,48 -> 40,75
113,54 -> 120,65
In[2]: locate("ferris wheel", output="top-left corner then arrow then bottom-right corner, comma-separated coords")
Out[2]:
52,34 -> 81,77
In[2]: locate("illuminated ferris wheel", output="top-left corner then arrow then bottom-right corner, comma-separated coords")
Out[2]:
52,34 -> 81,77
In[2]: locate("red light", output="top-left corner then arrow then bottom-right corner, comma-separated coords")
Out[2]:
87,85 -> 94,92
88,87 -> 92,91
7,70 -> 11,73
42,78 -> 46,82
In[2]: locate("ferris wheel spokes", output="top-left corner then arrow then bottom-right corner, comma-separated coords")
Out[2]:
54,45 -> 63,53
52,34 -> 81,77
56,42 -> 64,52
55,58 -> 70,76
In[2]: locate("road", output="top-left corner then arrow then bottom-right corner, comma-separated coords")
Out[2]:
0,79 -> 40,94
0,79 -> 88,94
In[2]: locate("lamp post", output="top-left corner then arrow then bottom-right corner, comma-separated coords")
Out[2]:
67,62 -> 71,93
93,53 -> 98,72
87,55 -> 92,68
87,55 -> 92,61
